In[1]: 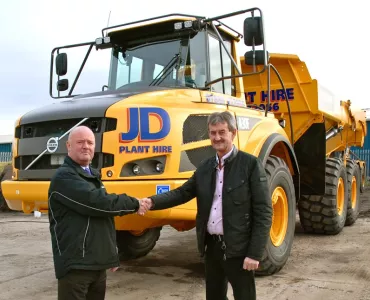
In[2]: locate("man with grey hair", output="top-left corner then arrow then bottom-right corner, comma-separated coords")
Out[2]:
142,111 -> 272,300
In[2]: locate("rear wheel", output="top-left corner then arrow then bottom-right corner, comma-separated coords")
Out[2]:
360,164 -> 366,193
345,160 -> 361,226
116,227 -> 162,260
299,158 -> 348,234
257,156 -> 296,276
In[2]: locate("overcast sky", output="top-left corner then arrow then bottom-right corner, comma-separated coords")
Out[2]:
0,0 -> 368,135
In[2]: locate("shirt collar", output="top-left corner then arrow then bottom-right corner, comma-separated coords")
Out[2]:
216,145 -> 234,167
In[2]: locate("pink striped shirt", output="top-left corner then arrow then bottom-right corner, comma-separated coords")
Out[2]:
207,147 -> 234,235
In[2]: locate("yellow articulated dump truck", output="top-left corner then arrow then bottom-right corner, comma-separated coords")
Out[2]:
1,7 -> 367,275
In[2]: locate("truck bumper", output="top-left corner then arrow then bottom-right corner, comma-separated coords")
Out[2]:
1,179 -> 197,230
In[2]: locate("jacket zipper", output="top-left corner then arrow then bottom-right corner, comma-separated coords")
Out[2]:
82,217 -> 90,257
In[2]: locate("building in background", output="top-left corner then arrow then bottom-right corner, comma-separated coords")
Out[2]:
0,135 -> 12,163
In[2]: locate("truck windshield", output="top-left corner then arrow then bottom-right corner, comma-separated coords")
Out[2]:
108,32 -> 206,90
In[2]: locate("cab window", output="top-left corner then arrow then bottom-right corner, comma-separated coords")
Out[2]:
208,34 -> 234,95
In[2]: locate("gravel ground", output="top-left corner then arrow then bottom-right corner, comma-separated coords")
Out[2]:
0,190 -> 369,300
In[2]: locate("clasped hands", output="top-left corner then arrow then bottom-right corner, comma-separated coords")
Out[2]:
137,198 -> 153,216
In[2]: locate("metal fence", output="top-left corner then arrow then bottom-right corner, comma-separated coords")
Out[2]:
0,152 -> 12,163
351,149 -> 370,179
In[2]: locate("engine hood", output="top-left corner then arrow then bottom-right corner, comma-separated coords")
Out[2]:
20,86 -> 176,125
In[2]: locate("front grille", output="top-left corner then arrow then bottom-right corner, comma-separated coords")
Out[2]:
15,117 -> 117,179
179,145 -> 216,172
105,118 -> 117,132
15,153 -> 114,170
182,115 -> 209,144
20,117 -> 116,139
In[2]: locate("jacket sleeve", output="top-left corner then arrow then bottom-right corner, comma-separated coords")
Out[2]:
246,157 -> 272,261
150,173 -> 197,210
49,170 -> 139,217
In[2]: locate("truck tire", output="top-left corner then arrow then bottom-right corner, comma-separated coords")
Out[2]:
0,165 -> 12,212
116,227 -> 162,260
345,161 -> 361,226
360,164 -> 366,193
299,158 -> 348,234
256,156 -> 296,276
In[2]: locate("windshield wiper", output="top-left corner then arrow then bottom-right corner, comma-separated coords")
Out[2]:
149,54 -> 180,86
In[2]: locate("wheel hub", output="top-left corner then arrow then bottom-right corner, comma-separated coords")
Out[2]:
270,187 -> 288,247
337,177 -> 345,215
351,176 -> 357,208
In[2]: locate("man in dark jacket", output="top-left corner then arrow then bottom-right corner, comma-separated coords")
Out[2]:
143,111 -> 272,300
48,125 -> 149,300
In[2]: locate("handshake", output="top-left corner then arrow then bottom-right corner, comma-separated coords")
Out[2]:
137,198 -> 153,216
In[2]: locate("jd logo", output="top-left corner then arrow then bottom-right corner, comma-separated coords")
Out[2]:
119,107 -> 171,142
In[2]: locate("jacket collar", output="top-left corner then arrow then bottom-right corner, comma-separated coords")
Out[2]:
212,145 -> 238,168
64,155 -> 98,177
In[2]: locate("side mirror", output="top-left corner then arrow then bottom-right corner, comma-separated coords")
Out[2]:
56,53 -> 68,76
245,50 -> 269,65
244,17 -> 264,46
57,79 -> 69,91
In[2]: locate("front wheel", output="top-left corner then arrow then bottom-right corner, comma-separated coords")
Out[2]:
116,227 -> 162,261
256,156 -> 296,276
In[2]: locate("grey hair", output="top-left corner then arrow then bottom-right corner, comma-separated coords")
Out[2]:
207,111 -> 237,132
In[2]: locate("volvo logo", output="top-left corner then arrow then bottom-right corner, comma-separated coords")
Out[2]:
46,137 -> 59,153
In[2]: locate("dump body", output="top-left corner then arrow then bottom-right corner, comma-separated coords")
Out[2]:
242,53 -> 367,152
242,53 -> 367,195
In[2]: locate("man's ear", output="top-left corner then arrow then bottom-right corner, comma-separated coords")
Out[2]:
231,129 -> 237,139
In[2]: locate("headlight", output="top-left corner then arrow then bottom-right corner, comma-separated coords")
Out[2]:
132,164 -> 141,175
121,156 -> 167,177
155,162 -> 164,173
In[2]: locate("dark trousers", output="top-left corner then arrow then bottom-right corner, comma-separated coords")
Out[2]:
205,236 -> 256,300
58,269 -> 107,300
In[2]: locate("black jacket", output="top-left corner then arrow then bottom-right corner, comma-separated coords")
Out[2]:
48,156 -> 140,279
151,148 -> 272,261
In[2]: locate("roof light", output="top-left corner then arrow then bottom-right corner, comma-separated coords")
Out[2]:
184,21 -> 192,28
95,36 -> 112,50
174,22 -> 182,30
